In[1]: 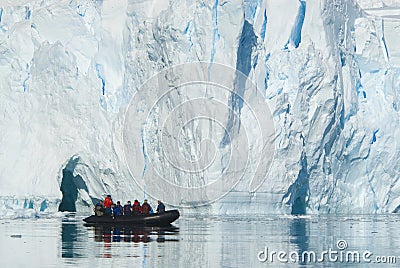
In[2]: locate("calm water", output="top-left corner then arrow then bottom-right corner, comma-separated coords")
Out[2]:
1,214 -> 400,267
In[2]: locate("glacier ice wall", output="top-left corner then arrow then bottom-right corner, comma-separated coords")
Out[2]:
0,0 -> 399,215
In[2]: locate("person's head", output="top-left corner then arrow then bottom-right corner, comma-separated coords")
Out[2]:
107,195 -> 111,198
135,199 -> 139,203
144,199 -> 148,203
111,203 -> 115,207
127,201 -> 131,204
99,200 -> 103,204
157,200 -> 161,204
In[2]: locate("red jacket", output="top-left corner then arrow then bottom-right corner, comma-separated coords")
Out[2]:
132,201 -> 142,214
104,197 -> 113,208
141,203 -> 151,214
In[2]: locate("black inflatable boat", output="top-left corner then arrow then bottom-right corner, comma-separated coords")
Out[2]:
83,210 -> 180,226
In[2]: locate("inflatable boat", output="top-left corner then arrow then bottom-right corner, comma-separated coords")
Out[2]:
83,210 -> 180,226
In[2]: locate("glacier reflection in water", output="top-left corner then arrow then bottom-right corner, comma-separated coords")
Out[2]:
0,214 -> 400,267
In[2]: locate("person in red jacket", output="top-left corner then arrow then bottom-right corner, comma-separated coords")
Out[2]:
131,199 -> 142,215
141,199 -> 153,214
104,195 -> 113,208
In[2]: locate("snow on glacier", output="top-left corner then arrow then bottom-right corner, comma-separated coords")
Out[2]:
0,0 -> 399,217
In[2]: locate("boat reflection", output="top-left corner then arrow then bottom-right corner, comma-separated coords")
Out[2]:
85,224 -> 180,244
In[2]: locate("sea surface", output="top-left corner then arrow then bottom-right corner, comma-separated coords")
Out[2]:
1,213 -> 400,267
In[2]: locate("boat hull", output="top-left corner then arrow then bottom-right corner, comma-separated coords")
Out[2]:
83,210 -> 180,226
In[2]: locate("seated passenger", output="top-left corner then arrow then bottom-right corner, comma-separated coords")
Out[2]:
111,203 -> 122,216
94,200 -> 105,216
104,206 -> 112,216
132,200 -> 142,215
123,201 -> 132,216
156,200 -> 165,214
141,199 -> 153,215
116,201 -> 123,214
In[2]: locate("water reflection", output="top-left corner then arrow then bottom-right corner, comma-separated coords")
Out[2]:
61,218 -> 180,260
86,224 -> 180,244
290,218 -> 309,265
54,214 -> 400,266
61,220 -> 86,258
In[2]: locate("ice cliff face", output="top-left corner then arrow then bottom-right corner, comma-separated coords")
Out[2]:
0,0 -> 399,217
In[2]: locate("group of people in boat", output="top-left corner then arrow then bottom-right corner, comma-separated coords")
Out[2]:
94,195 -> 166,217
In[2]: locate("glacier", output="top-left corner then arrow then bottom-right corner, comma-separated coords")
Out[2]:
0,0 -> 399,217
